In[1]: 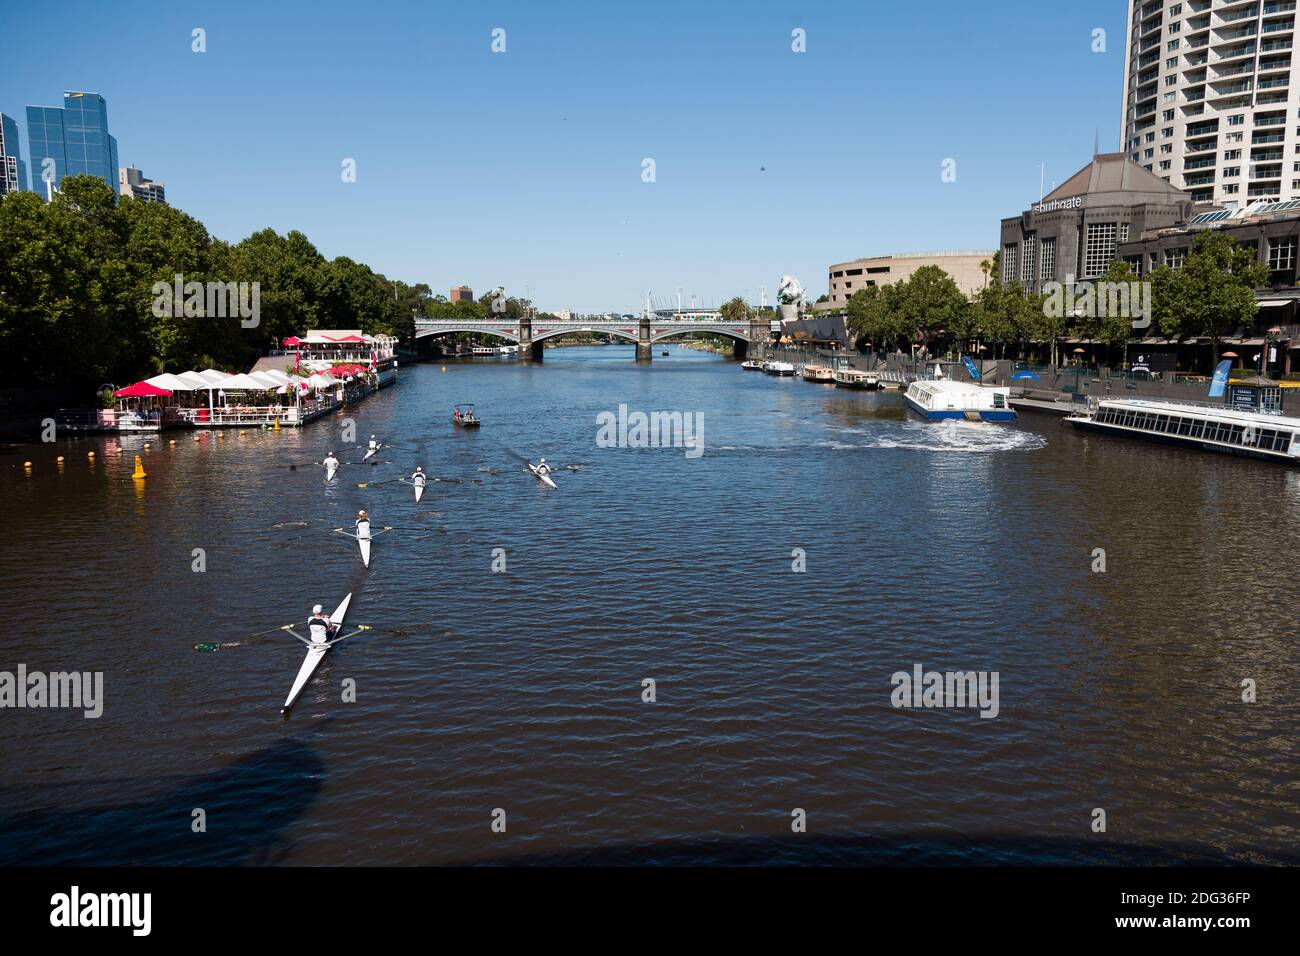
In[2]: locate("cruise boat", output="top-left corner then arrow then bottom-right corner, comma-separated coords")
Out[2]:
833,368 -> 877,389
1065,398 -> 1300,466
802,363 -> 834,383
763,360 -> 795,376
904,379 -> 1016,422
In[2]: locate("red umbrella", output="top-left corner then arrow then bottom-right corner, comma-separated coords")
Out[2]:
282,336 -> 303,346
114,381 -> 172,397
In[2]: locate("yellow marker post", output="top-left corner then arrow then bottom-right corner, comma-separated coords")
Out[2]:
132,455 -> 147,479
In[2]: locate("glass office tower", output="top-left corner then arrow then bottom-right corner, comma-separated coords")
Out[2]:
25,91 -> 119,196
0,113 -> 27,196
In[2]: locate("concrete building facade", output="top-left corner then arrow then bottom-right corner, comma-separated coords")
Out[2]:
1000,153 -> 1197,293
119,165 -> 166,204
1122,0 -> 1300,207
450,286 -> 474,302
820,251 -> 996,310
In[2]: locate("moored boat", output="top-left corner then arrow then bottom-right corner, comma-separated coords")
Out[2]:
763,361 -> 795,376
833,369 -> 876,389
802,363 -> 835,383
741,359 -> 764,370
904,379 -> 1016,422
1065,398 -> 1300,465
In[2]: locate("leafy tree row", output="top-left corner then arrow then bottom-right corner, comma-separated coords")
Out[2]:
0,175 -> 436,387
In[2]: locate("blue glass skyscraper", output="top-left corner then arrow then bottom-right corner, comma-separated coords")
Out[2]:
25,91 -> 119,197
0,113 -> 27,196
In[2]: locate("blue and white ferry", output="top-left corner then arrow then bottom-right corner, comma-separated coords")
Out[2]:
904,379 -> 1016,422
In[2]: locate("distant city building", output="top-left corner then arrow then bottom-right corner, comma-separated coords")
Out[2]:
554,308 -> 577,321
450,286 -> 474,302
1121,0 -> 1300,207
25,91 -> 119,197
119,164 -> 166,204
0,114 -> 27,196
818,250 -> 996,311
650,308 -> 724,321
1000,153 -> 1195,294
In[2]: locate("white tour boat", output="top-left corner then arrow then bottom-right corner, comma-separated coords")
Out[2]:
904,379 -> 1016,422
1065,398 -> 1300,466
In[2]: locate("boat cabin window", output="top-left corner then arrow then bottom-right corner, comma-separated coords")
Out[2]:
993,393 -> 1006,408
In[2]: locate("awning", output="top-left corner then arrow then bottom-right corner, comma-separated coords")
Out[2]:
282,336 -> 304,346
219,373 -> 273,390
145,373 -> 199,391
115,381 -> 172,397
1256,299 -> 1292,306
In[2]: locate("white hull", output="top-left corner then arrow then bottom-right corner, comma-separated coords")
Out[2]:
529,464 -> 557,489
325,463 -> 337,481
282,593 -> 352,713
358,528 -> 372,567
363,447 -> 378,460
414,481 -> 425,502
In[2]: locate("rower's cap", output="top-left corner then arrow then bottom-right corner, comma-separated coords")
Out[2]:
358,510 -> 368,516
312,604 -> 323,614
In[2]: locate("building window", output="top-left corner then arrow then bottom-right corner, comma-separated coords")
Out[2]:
1040,238 -> 1055,281
1163,109 -> 1176,121
1119,223 -> 1130,243
1224,183 -> 1240,193
1084,222 -> 1118,278
1269,237 -> 1296,272
1228,115 -> 1245,126
1226,150 -> 1242,160
1166,248 -> 1187,268
1021,236 -> 1037,283
1003,244 -> 1018,285
1224,166 -> 1241,176
1160,160 -> 1172,170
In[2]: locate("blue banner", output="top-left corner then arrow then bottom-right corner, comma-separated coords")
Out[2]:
1208,359 -> 1232,398
961,355 -> 980,381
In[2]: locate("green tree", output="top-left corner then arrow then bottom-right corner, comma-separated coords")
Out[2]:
719,296 -> 751,324
1151,231 -> 1266,362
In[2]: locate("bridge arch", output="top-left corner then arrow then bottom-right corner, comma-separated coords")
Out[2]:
649,325 -> 750,344
530,327 -> 640,345
414,326 -> 520,343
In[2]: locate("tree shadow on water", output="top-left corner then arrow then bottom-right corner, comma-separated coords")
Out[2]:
0,738 -> 325,866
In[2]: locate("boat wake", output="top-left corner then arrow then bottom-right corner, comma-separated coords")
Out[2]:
819,421 -> 1046,453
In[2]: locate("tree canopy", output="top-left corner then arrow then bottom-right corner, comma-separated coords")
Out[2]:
0,175 -> 431,386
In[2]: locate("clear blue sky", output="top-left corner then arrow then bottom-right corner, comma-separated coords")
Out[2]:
1,0 -> 1126,312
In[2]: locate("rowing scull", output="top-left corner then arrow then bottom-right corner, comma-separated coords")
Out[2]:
282,592 -> 352,713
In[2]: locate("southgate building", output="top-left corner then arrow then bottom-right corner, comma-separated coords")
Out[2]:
1000,153 -> 1197,294
1122,0 -> 1300,206
25,91 -> 119,197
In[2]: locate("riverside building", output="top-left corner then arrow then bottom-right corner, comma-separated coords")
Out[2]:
818,251 -> 995,311
0,114 -> 27,196
25,91 -> 119,197
1000,153 -> 1197,295
1121,0 -> 1300,207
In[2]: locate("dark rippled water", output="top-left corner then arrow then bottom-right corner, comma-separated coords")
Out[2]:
2,346 -> 1297,865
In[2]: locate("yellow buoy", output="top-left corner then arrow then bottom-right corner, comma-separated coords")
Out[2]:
273,418 -> 281,432
131,455 -> 147,479
144,442 -> 151,449
169,439 -> 176,446
23,460 -> 33,469
88,451 -> 95,458
441,366 -> 447,372
57,455 -> 65,463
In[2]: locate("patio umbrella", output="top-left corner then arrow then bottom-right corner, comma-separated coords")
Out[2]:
1009,370 -> 1040,380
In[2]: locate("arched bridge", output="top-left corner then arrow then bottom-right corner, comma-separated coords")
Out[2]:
413,315 -> 766,361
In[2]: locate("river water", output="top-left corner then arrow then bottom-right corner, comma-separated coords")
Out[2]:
1,345 -> 1297,865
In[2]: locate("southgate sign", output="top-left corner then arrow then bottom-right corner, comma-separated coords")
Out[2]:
1033,195 -> 1083,213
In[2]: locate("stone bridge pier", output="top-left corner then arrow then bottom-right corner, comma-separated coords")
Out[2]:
636,316 -> 652,363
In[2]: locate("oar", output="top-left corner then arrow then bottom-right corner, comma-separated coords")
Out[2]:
321,625 -> 372,648
333,526 -> 394,538
193,624 -> 289,652
356,478 -> 404,488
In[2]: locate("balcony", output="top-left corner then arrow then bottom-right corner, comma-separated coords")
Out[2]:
1185,174 -> 1217,186
1185,138 -> 1220,153
1251,164 -> 1284,178
1251,148 -> 1285,160
1259,74 -> 1290,87
1252,131 -> 1286,143
1185,156 -> 1218,169
1264,1 -> 1297,12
